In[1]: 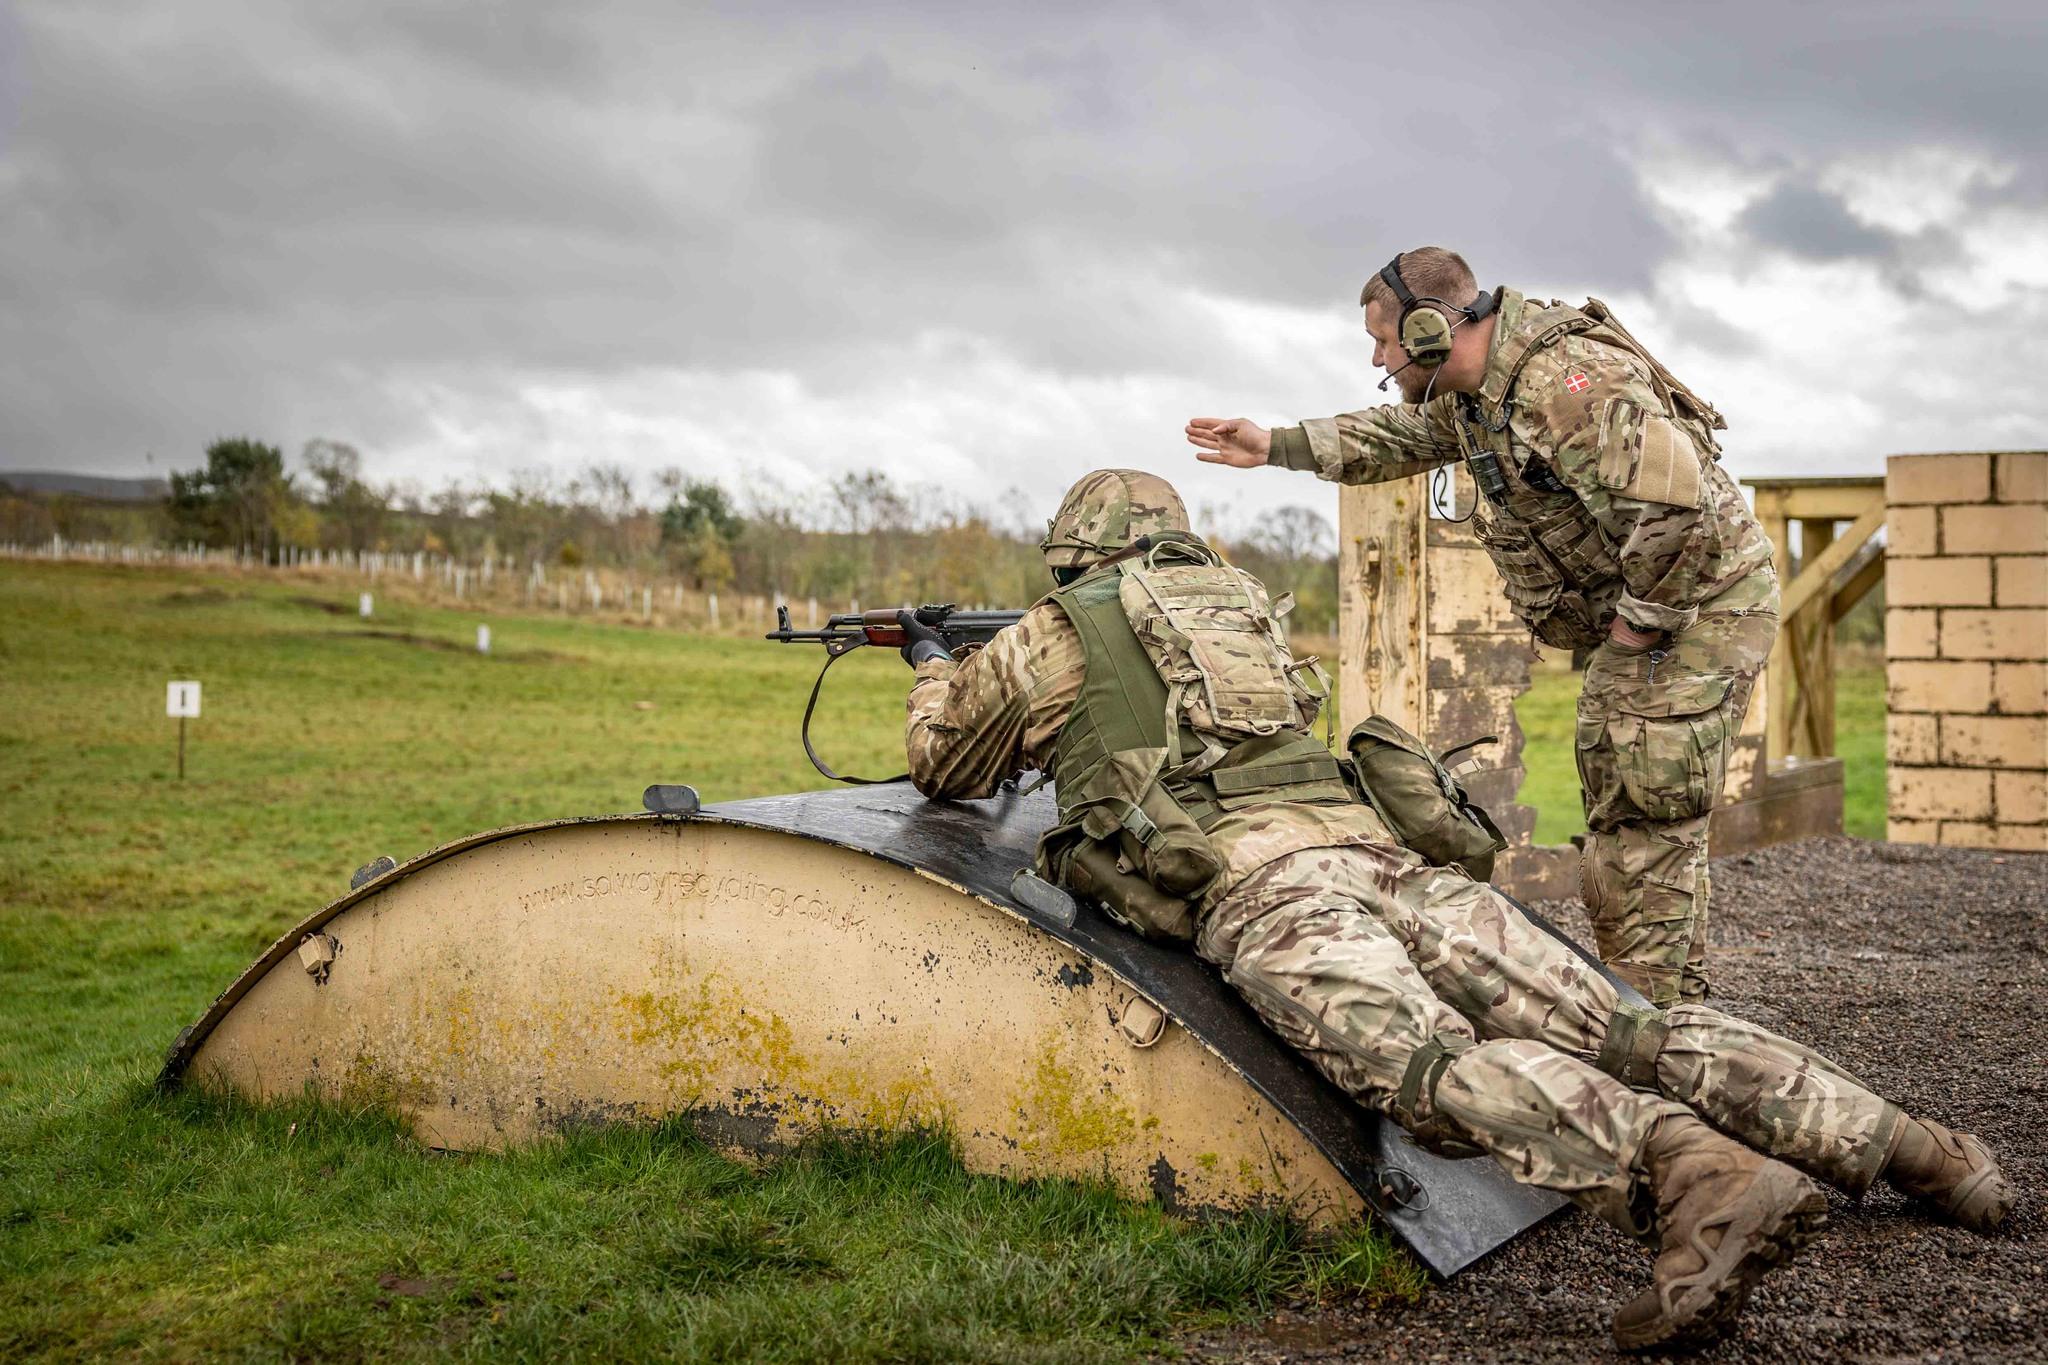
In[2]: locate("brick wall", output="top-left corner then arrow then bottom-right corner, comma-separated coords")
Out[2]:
1885,451 -> 2048,851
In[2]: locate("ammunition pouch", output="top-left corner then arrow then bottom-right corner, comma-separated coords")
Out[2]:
1343,716 -> 1508,882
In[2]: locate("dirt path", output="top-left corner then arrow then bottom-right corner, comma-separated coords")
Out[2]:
1177,837 -> 2047,1363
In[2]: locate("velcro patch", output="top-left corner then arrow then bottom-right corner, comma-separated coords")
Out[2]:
1597,399 -> 1704,509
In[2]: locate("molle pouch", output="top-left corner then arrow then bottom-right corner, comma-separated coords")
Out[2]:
1531,590 -> 1610,651
1059,747 -> 1224,901
1343,716 -> 1507,882
1119,550 -> 1318,738
1058,836 -> 1200,944
1472,510 -> 1566,624
1595,399 -> 1705,511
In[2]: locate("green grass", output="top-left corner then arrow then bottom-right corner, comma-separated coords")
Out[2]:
0,561 -> 1421,1361
1514,664 -> 1886,846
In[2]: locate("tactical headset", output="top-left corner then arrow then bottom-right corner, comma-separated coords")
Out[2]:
1370,252 -> 1500,373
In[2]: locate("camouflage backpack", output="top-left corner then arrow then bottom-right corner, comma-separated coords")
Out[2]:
1038,534 -> 1346,942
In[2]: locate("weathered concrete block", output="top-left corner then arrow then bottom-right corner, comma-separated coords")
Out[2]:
1994,556 -> 2048,608
1886,817 -> 1939,844
1428,547 -> 1520,634
1886,713 -> 1940,766
1888,452 -> 1992,505
1939,609 -> 2048,661
1942,715 -> 2048,768
1889,765 -> 1993,821
1995,770 -> 2048,825
1723,732 -> 1765,801
1887,506 -> 1939,557
1886,660 -> 1994,714
1427,683 -> 1521,748
1943,504 -> 2048,557
1889,556 -> 1991,607
1886,608 -> 1939,659
1938,821 -> 2004,848
1993,662 -> 2048,715
1995,451 -> 2048,505
1427,632 -> 1535,689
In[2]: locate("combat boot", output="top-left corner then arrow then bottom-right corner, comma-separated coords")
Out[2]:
1612,1115 -> 1829,1353
1883,1117 -> 2014,1233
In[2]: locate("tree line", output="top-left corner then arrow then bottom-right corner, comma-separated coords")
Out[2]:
2,436 -> 1341,632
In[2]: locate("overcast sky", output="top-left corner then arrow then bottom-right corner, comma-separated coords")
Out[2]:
2,1 -> 2043,529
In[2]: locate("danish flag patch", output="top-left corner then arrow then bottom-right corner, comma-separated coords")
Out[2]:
1565,371 -> 1591,395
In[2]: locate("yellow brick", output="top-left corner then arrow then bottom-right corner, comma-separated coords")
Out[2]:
1993,662 -> 2048,714
1888,452 -> 1992,505
1886,713 -> 1940,765
1939,821 -> 2003,848
1889,765 -> 1993,821
1992,823 -> 2048,852
1886,608 -> 1939,659
1940,609 -> 2048,661
1887,506 -> 1939,556
1995,451 -> 2048,504
1995,557 -> 2048,608
1887,661 -> 1993,713
1888,556 -> 1991,607
1942,715 -> 2048,768
1886,817 -> 1939,845
1995,770 -> 2048,824
1943,503 -> 2048,555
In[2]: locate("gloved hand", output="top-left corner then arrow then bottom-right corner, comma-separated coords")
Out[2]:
897,609 -> 953,667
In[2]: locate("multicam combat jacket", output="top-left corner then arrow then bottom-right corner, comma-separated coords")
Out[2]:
905,604 -> 1393,908
1267,288 -> 1774,645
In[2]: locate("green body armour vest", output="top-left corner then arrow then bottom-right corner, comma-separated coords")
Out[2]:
1034,537 -> 1349,943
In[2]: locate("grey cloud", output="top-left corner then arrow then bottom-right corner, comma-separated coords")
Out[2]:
1740,184 -> 1896,262
2,0 -> 2044,485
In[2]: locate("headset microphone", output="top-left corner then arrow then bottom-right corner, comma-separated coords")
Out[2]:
1376,357 -> 1418,392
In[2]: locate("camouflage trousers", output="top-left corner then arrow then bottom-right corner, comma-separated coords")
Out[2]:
1577,572 -> 1780,1006
1199,839 -> 1902,1234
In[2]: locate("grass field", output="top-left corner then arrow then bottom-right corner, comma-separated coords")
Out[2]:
0,560 -> 1885,1360
0,561 -> 1422,1362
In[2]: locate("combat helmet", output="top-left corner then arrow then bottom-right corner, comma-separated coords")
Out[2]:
1040,469 -> 1191,571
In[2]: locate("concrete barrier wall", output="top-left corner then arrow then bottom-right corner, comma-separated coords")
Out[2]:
1885,452 -> 2048,852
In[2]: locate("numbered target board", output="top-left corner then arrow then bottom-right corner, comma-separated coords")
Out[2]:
166,681 -> 202,718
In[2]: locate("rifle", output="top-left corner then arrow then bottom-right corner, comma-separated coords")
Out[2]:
766,604 -> 1024,783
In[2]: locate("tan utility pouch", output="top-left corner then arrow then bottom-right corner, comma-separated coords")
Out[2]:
1055,834 -> 1200,944
1343,716 -> 1508,882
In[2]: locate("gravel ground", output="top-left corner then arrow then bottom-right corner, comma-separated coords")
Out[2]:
1177,837 -> 2048,1364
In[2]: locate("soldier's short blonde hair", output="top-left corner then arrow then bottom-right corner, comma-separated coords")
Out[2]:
1360,247 -> 1478,316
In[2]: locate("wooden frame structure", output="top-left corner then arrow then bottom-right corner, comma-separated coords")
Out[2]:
1744,477 -> 1887,763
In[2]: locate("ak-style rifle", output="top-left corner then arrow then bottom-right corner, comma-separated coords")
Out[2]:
766,604 -> 1023,783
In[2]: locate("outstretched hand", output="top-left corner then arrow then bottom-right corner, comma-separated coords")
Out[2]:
1185,417 -> 1271,468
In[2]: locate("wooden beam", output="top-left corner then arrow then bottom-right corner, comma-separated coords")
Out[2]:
1741,481 -> 1885,523
1830,547 -> 1886,623
1796,519 -> 1837,756
1337,478 -> 1429,740
1780,502 -> 1886,621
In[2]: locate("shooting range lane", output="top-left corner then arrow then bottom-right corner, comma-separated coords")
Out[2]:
159,784 -> 1632,1277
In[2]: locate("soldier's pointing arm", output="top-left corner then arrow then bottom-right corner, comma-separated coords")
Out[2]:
1523,336 -> 1738,634
1267,394 -> 1464,485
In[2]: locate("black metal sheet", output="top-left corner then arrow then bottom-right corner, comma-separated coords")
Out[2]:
701,781 -> 1634,1278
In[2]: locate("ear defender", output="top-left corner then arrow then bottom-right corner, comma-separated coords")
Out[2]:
1375,254 -> 1497,369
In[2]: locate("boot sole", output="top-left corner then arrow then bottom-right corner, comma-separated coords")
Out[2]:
1614,1167 -> 1829,1353
1939,1162 -> 2017,1234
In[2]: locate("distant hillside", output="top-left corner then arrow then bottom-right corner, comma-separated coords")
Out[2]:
0,471 -> 169,502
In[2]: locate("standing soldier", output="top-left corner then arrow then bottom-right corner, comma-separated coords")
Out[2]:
1187,247 -> 1774,1008
898,469 -> 2011,1352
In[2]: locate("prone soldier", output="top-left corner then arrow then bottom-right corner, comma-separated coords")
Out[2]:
899,469 -> 2012,1351
1187,247 -> 1770,1008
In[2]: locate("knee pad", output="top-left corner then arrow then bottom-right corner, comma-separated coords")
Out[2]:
1395,1031 -> 1485,1158
1595,1001 -> 1670,1091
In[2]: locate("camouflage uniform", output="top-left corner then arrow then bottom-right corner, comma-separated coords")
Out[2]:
1267,288 -> 1778,1005
905,543 -> 1902,1236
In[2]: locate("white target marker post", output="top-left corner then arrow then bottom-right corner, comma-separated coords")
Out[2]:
166,680 -> 201,779
477,624 -> 491,654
